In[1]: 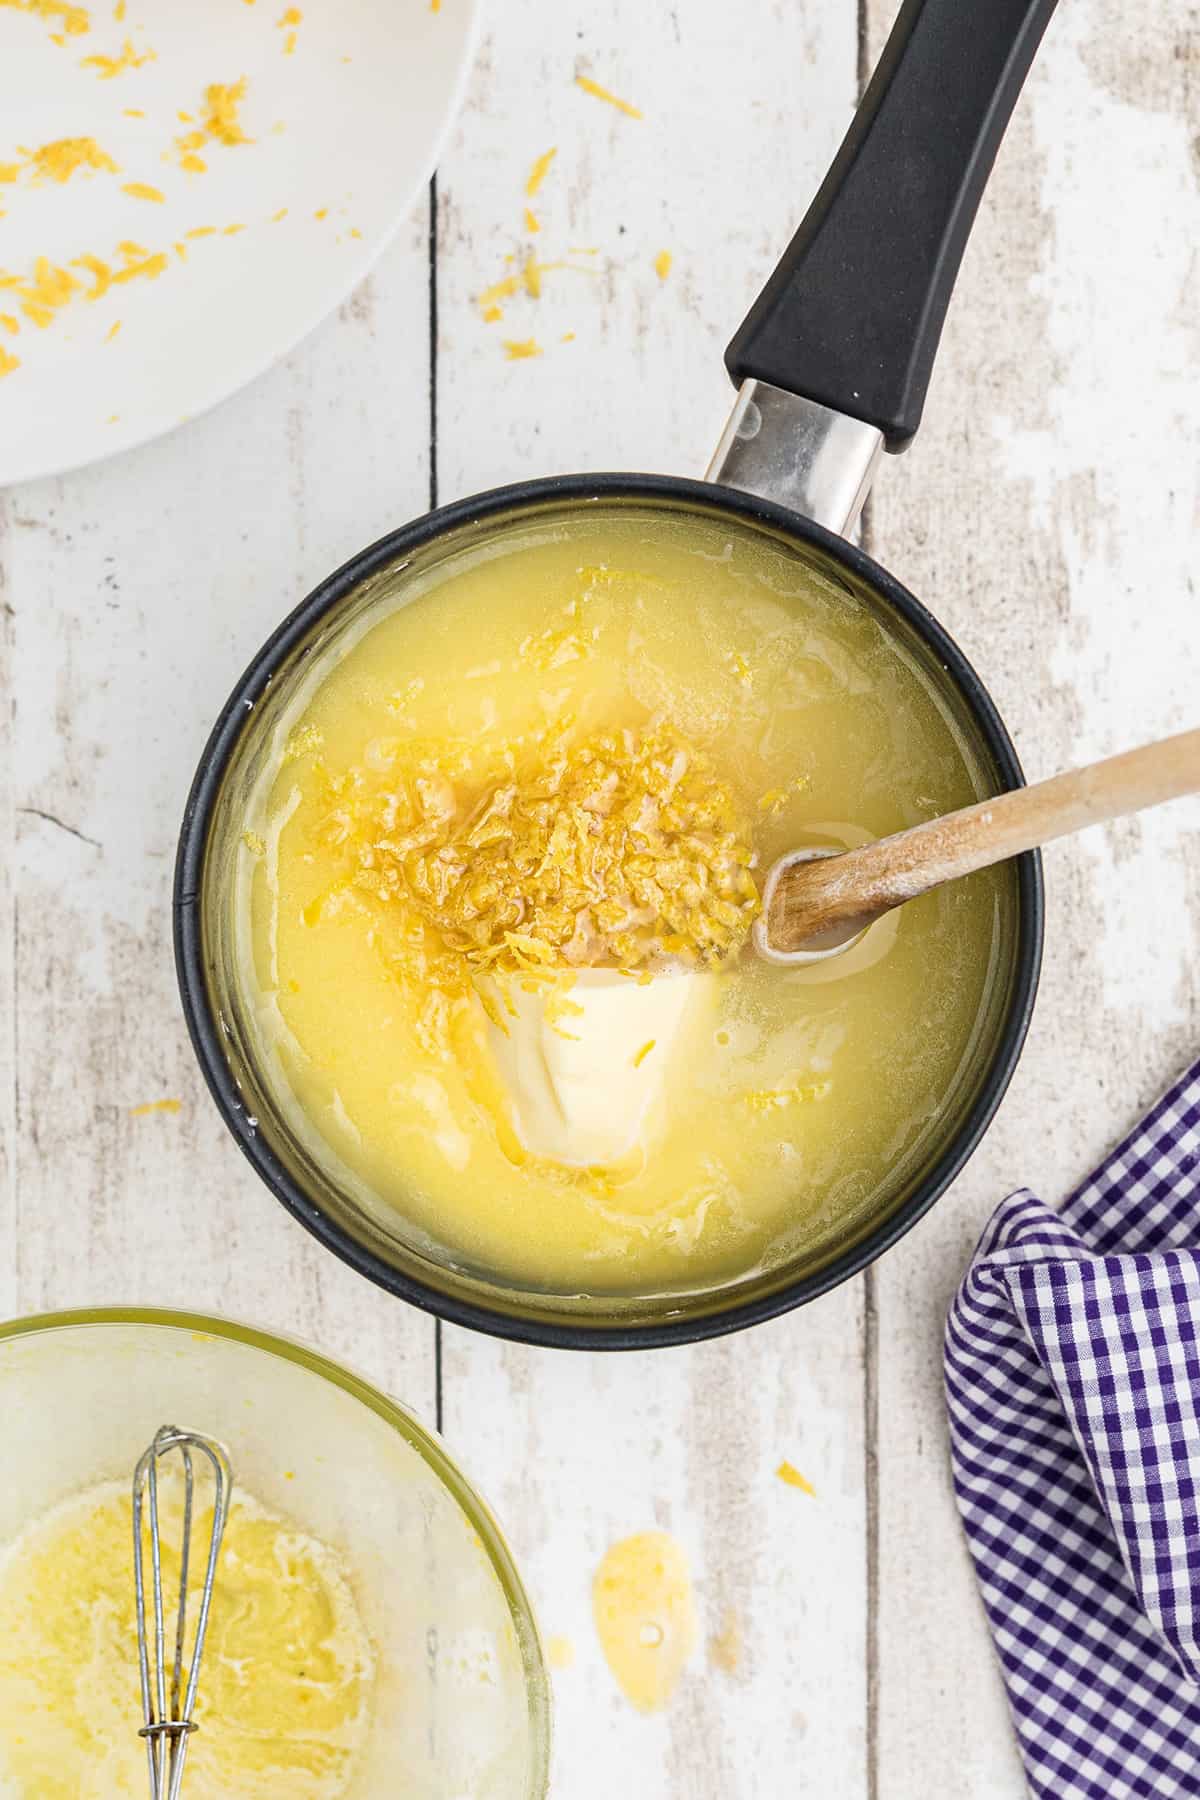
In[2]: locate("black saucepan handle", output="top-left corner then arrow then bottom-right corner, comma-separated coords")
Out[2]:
726,0 -> 1059,451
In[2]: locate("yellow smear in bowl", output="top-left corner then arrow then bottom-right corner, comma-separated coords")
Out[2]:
0,1478 -> 375,1799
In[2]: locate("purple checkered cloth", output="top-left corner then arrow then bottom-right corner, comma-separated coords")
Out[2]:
946,1058 -> 1200,1799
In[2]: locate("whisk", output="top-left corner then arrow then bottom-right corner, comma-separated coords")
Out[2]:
132,1426 -> 234,1800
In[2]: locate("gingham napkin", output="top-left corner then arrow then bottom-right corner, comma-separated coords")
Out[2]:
945,1058 -> 1200,1800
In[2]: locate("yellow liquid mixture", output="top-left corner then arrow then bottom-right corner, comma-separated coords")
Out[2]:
0,1481 -> 375,1799
244,506 -> 1011,1295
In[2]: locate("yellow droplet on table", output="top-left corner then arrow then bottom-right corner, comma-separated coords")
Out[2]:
592,1531 -> 696,1712
547,1634 -> 575,1670
129,1097 -> 182,1116
654,249 -> 672,281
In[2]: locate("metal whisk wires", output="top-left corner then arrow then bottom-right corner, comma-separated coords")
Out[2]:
132,1426 -> 233,1800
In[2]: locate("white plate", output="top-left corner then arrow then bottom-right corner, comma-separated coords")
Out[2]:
0,0 -> 481,486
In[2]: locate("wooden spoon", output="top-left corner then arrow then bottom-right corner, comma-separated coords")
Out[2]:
760,725 -> 1200,961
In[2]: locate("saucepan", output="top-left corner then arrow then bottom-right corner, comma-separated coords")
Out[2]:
176,0 -> 1054,1347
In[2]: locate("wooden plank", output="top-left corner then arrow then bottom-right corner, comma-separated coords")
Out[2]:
0,494 -> 14,1322
867,0 -> 1200,1791
0,212 -> 439,1416
436,3 -> 870,1795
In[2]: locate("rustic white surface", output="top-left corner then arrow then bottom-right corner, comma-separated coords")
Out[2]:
1,0 -> 1198,1796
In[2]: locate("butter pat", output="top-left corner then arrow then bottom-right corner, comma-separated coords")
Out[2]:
482,968 -> 713,1167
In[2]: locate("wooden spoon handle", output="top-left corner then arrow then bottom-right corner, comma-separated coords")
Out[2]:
768,725 -> 1200,953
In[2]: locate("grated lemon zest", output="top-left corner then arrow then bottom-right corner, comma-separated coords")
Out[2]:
776,1460 -> 816,1496
309,715 -> 760,1070
122,180 -> 163,201
81,35 -> 155,77
71,254 -> 111,298
574,74 -> 642,118
503,337 -> 541,359
0,0 -> 90,37
27,137 -> 118,183
525,145 -> 557,197
202,77 -> 252,145
743,1078 -> 831,1115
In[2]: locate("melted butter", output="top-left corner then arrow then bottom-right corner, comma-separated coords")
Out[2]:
480,968 -> 716,1166
592,1531 -> 696,1712
0,1480 -> 375,1799
246,507 -> 1013,1296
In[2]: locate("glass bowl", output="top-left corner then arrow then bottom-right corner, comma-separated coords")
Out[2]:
0,1307 -> 550,1799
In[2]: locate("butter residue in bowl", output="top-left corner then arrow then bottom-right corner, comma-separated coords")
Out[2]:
0,1478 -> 375,1799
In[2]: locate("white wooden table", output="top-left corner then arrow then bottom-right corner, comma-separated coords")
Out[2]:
2,0 -> 1198,1793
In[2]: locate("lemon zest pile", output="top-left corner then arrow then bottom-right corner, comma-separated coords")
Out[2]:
0,239 -> 168,345
309,715 -> 760,1076
0,0 -> 90,39
176,76 -> 252,170
575,74 -> 642,119
0,345 -> 18,378
81,34 -> 154,77
204,75 -> 252,142
25,135 -> 118,182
